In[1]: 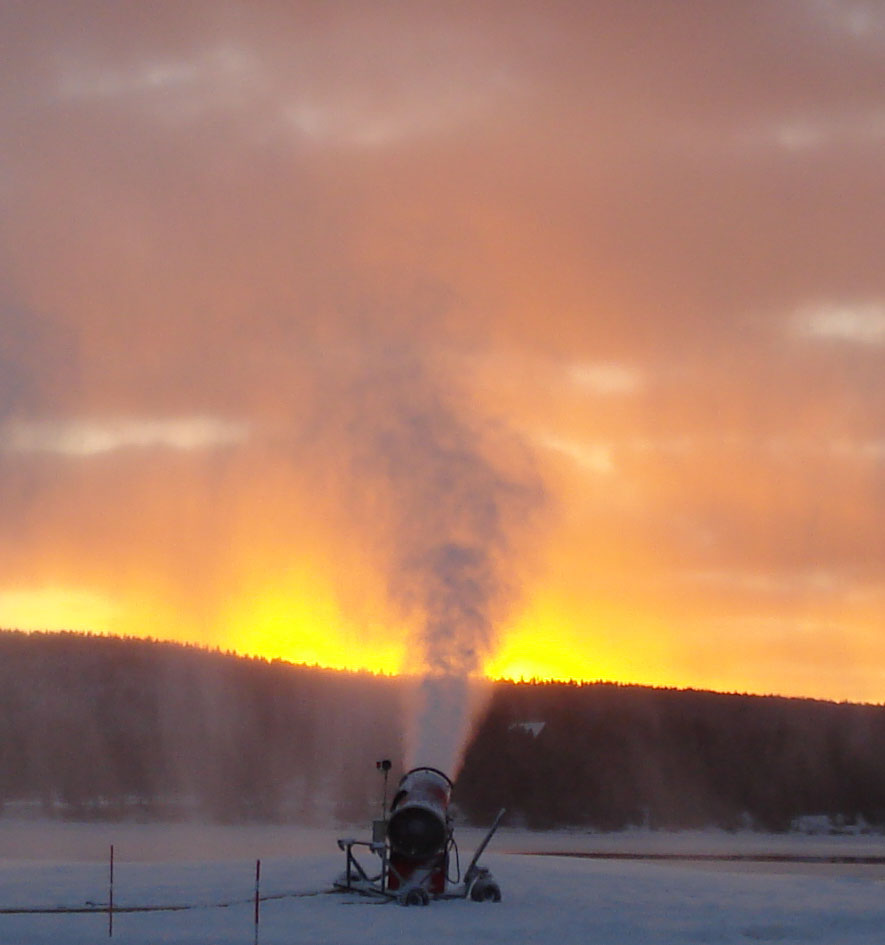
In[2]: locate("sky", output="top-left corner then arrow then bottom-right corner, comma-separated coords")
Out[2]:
1,0 -> 884,702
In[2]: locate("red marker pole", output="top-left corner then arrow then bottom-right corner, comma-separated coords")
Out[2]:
108,843 -> 114,938
253,858 -> 261,945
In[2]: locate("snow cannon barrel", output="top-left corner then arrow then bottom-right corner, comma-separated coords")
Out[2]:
387,767 -> 453,860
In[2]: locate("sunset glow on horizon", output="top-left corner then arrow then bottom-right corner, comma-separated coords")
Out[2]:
2,2 -> 884,705
1,581 -> 880,705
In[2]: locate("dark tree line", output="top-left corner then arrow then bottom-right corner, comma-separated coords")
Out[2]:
457,682 -> 885,831
0,630 -> 401,822
1,629 -> 884,831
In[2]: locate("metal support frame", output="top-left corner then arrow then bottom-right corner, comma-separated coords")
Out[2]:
334,807 -> 506,905
335,838 -> 393,899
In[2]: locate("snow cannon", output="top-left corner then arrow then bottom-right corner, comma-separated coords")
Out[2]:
387,767 -> 452,861
385,767 -> 453,897
335,761 -> 505,905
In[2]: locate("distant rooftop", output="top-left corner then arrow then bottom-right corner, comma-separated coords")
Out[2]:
509,720 -> 546,738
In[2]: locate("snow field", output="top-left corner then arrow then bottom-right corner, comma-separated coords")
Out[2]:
1,823 -> 884,944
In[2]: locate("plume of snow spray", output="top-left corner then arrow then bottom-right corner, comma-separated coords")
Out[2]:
322,330 -> 545,777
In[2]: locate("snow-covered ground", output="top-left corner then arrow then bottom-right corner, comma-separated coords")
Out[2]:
1,820 -> 883,944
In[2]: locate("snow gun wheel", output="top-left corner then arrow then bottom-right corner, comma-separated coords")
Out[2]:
469,878 -> 502,902
401,888 -> 430,907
